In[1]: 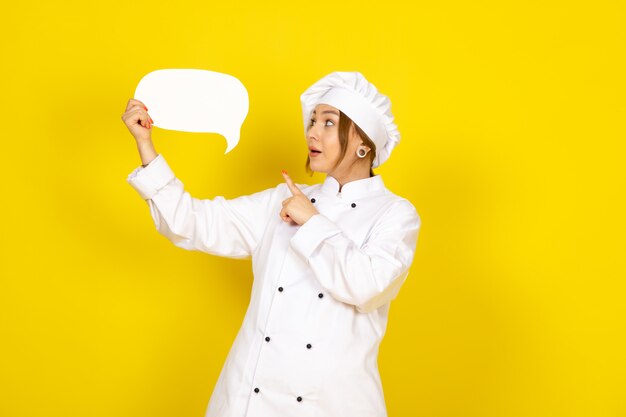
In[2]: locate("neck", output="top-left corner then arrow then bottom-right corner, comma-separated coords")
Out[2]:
329,166 -> 372,192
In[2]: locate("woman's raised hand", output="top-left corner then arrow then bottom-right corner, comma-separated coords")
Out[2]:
280,170 -> 319,225
121,98 -> 154,143
122,98 -> 158,166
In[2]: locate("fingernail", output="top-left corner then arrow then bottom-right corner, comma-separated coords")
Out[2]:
144,106 -> 148,110
281,170 -> 287,175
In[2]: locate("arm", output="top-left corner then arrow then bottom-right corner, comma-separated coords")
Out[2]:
127,154 -> 275,259
289,199 -> 421,313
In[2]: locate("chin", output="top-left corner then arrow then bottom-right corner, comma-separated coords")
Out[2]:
310,163 -> 327,173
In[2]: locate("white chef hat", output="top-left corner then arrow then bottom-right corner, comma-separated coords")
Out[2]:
300,71 -> 400,168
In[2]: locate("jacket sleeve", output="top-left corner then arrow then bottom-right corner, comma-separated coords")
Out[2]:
289,199 -> 421,313
126,154 -> 276,259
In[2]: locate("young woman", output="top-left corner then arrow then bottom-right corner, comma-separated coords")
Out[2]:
122,71 -> 421,417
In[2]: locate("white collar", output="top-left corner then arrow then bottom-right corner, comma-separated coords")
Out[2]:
320,174 -> 386,201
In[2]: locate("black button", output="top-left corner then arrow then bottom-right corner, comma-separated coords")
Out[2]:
265,336 -> 270,342
351,202 -> 357,208
278,286 -> 283,292
254,387 -> 260,393
310,198 -> 316,203
306,343 -> 312,349
318,293 -> 324,299
297,396 -> 303,402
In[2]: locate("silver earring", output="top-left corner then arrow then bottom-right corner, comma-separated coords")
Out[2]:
356,148 -> 367,158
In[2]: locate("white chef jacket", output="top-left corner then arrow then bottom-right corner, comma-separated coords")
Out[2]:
127,154 -> 421,417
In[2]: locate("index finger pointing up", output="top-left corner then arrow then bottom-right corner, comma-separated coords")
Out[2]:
281,170 -> 302,196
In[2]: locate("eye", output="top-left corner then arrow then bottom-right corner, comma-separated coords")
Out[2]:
309,118 -> 336,127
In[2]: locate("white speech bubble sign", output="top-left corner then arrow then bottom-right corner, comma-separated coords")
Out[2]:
134,69 -> 249,154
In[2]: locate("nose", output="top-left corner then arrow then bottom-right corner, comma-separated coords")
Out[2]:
307,121 -> 321,141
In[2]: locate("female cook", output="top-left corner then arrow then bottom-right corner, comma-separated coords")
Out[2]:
122,71 -> 421,417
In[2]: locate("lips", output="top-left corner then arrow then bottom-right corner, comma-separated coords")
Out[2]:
309,146 -> 321,153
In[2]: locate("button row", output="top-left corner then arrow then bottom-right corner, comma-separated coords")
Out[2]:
310,197 -> 357,208
253,387 -> 304,402
263,336 -> 312,349
256,272 -> 326,405
276,287 -> 325,300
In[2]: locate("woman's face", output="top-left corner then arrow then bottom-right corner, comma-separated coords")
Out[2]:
307,103 -> 363,175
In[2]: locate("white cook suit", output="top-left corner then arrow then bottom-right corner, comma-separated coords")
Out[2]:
127,153 -> 421,417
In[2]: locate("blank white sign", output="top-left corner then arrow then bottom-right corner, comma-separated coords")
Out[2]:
134,68 -> 249,154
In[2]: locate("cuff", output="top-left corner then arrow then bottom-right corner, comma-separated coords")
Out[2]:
290,214 -> 342,261
126,154 -> 175,200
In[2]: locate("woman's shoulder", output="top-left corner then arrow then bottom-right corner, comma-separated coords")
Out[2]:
378,187 -> 421,224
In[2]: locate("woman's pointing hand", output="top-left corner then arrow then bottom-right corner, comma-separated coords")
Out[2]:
280,170 -> 319,225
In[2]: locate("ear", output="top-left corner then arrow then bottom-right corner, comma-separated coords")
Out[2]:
359,141 -> 371,153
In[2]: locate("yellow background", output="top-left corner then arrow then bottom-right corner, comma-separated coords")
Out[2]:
1,1 -> 624,416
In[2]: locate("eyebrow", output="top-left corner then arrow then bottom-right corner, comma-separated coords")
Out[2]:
312,109 -> 340,116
